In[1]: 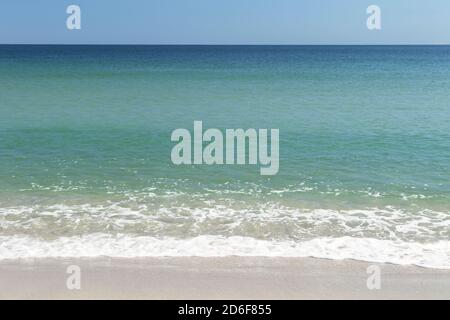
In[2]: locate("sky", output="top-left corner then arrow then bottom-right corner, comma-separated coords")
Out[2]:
0,0 -> 449,44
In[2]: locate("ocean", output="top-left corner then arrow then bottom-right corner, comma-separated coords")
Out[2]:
0,45 -> 449,268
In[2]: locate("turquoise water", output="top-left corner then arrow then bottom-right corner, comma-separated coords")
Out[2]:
0,45 -> 449,267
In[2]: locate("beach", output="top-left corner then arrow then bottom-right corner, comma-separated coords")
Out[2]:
1,257 -> 449,300
1,45 -> 450,298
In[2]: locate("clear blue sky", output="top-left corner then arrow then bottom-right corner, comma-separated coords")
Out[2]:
0,0 -> 449,44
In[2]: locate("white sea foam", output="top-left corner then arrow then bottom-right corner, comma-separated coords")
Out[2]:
1,202 -> 449,269
0,204 -> 448,243
0,234 -> 449,269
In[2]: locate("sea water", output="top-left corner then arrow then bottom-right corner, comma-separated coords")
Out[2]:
0,45 -> 449,268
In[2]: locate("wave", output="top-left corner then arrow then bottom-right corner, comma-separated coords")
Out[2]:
0,234 -> 448,269
1,201 -> 448,269
0,204 -> 449,243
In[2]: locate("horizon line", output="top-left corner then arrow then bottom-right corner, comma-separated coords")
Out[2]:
1,43 -> 449,46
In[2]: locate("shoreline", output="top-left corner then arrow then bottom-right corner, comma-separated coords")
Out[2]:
1,256 -> 449,299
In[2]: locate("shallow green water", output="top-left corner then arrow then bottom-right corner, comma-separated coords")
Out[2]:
0,45 -> 449,267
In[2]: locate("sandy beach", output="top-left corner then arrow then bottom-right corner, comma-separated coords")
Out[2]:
2,45 -> 450,301
0,257 -> 449,300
